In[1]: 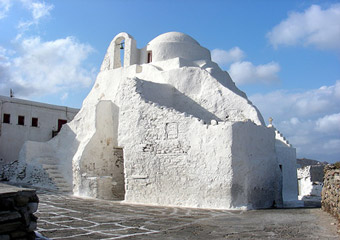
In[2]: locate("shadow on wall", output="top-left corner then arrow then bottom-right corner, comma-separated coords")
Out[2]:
136,79 -> 221,123
301,195 -> 321,207
230,122 -> 282,209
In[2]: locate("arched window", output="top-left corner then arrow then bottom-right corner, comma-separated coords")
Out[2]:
107,32 -> 136,70
113,37 -> 125,69
120,40 -> 125,67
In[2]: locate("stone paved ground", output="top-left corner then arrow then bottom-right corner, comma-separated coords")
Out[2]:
36,191 -> 339,240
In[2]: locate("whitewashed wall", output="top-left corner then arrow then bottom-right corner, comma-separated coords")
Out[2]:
0,96 -> 78,166
14,32 -> 295,209
298,165 -> 324,199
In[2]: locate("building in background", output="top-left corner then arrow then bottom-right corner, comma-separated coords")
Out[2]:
0,95 -> 79,167
297,158 -> 326,206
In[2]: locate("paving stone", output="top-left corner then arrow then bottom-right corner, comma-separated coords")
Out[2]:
86,223 -> 125,231
0,221 -> 21,234
35,190 -> 339,239
39,228 -> 91,239
0,211 -> 21,222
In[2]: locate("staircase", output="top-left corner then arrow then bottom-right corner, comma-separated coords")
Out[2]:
274,129 -> 292,147
267,120 -> 292,147
39,157 -> 72,193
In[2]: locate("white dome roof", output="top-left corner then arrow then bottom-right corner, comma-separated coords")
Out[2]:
148,32 -> 200,46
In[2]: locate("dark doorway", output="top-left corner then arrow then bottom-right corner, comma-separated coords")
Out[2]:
58,119 -> 67,131
147,51 -> 152,63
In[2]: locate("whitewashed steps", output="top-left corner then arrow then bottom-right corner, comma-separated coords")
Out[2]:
41,162 -> 72,193
275,129 -> 291,147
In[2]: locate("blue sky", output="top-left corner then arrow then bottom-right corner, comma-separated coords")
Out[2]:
0,0 -> 339,162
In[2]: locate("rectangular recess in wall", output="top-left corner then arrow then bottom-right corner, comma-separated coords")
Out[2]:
147,51 -> 152,63
3,114 -> 10,124
18,115 -> 24,126
32,117 -> 38,127
57,119 -> 67,131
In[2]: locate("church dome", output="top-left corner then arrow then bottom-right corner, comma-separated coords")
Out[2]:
148,32 -> 200,46
146,32 -> 210,62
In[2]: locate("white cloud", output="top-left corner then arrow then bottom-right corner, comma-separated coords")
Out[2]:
290,117 -> 300,125
251,81 -> 340,119
211,47 -> 281,85
250,81 -> 340,162
267,4 -> 340,50
315,113 -> 340,133
0,45 -> 11,61
30,1 -> 53,20
0,0 -> 11,19
0,36 -> 95,98
17,0 -> 54,32
211,47 -> 245,67
228,61 -> 280,85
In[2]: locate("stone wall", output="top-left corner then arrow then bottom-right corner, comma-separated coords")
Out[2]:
322,164 -> 340,220
0,183 -> 38,240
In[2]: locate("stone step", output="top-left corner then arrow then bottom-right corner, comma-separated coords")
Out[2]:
58,188 -> 72,193
56,183 -> 72,188
47,173 -> 63,179
56,184 -> 72,191
42,161 -> 58,165
42,164 -> 58,170
53,176 -> 66,182
46,169 -> 59,174
37,157 -> 58,164
55,182 -> 70,188
57,187 -> 72,193
54,180 -> 68,186
40,157 -> 58,164
57,184 -> 72,189
41,163 -> 72,193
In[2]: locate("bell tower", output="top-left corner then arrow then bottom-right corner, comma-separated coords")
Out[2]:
100,32 -> 138,71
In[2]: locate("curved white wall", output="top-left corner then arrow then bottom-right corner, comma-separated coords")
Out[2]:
146,42 -> 211,62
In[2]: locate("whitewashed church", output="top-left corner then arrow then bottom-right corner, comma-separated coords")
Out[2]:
10,32 -> 299,209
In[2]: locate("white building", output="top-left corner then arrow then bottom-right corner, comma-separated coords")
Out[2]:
268,119 -> 300,207
298,165 -> 324,203
0,95 -> 78,167
11,32 -> 298,209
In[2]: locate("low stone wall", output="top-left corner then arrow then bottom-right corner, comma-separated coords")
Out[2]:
0,183 -> 38,240
322,164 -> 340,220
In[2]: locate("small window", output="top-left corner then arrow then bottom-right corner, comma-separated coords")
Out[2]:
32,117 -> 38,127
3,114 -> 10,124
147,51 -> 152,63
58,119 -> 67,131
18,116 -> 25,125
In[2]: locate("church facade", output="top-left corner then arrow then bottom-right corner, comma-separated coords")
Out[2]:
11,32 -> 298,209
